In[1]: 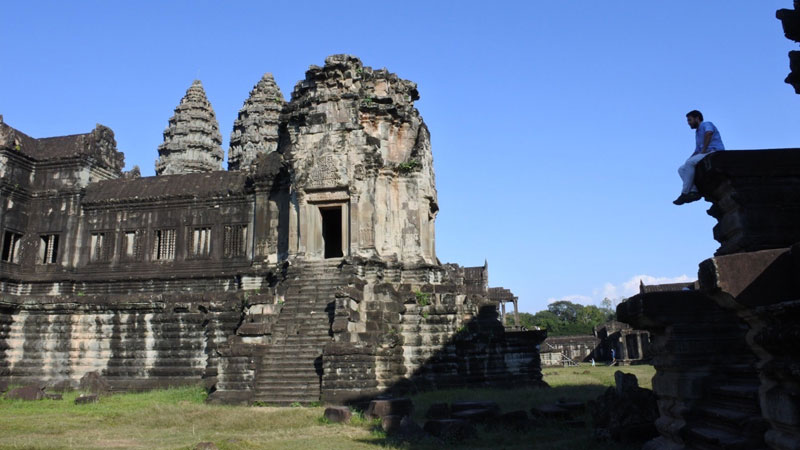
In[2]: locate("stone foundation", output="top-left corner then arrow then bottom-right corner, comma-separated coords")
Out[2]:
0,293 -> 242,391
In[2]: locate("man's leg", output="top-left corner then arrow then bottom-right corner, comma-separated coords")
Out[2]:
678,153 -> 708,194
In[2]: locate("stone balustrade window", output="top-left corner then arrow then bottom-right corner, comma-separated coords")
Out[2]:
89,232 -> 113,263
224,225 -> 247,258
1,231 -> 23,263
38,234 -> 59,264
189,227 -> 211,258
153,229 -> 176,261
122,230 -> 142,261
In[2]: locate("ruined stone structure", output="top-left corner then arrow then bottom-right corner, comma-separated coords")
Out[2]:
0,55 -> 545,404
778,1 -> 800,93
540,335 -> 599,366
593,320 -> 650,365
539,321 -> 650,367
618,149 -> 800,449
488,286 -> 520,328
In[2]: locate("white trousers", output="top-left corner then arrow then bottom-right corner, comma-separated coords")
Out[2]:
678,153 -> 708,194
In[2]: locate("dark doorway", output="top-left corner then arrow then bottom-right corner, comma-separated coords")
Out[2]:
320,206 -> 343,258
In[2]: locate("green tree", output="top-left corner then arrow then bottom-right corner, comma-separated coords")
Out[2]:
547,300 -> 583,323
511,299 -> 617,336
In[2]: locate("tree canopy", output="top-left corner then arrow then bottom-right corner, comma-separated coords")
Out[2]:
506,299 -> 616,336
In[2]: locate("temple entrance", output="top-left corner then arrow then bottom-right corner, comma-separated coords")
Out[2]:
320,206 -> 343,258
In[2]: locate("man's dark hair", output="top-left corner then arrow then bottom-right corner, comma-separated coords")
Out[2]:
686,110 -> 704,121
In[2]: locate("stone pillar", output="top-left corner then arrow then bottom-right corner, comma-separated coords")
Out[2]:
253,187 -> 270,262
499,302 -> 506,327
512,298 -> 520,328
777,3 -> 800,94
636,333 -> 644,361
617,334 -> 628,361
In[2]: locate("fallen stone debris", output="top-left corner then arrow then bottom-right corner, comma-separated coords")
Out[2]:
588,371 -> 658,443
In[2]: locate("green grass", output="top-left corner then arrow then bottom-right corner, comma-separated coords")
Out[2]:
0,364 -> 655,449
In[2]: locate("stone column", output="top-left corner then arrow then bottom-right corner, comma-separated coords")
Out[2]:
636,333 -> 644,361
513,298 -> 520,328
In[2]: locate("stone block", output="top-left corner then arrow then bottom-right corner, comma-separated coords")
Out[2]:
237,322 -> 271,336
324,406 -> 352,423
75,394 -> 99,404
556,399 -> 585,413
451,401 -> 500,415
530,404 -> 572,420
425,402 -> 450,419
79,371 -> 110,394
44,393 -> 63,400
451,407 -> 500,424
5,385 -> 44,401
386,415 -> 426,440
331,318 -> 348,333
499,410 -> 529,430
194,442 -> 219,450
366,398 -> 414,419
423,419 -> 477,441
49,379 -> 75,392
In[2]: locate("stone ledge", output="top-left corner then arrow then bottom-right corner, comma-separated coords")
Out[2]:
695,149 -> 800,255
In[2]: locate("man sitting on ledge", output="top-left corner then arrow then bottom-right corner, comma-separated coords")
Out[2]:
674,110 -> 725,205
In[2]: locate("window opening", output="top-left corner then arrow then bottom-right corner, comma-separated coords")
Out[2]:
39,234 -> 59,264
189,227 -> 211,258
153,229 -> 176,261
224,225 -> 247,258
122,231 -> 142,260
2,231 -> 23,263
89,232 -> 113,262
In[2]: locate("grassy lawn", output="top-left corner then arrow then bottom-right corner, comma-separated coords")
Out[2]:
0,364 -> 655,449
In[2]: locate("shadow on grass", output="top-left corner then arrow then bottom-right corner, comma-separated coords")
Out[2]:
349,372 -> 648,449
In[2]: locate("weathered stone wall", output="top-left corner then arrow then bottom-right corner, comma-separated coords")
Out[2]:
320,261 -> 546,404
0,293 -> 242,390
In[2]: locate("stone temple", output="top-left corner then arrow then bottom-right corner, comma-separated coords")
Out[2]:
0,55 -> 545,404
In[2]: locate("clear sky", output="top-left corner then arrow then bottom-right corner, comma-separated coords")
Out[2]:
2,1 -> 797,312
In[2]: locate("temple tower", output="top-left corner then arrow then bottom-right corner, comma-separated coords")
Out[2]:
228,73 -> 285,171
281,55 -> 438,264
155,80 -> 223,175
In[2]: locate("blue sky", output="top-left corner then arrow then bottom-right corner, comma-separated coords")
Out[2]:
2,1 -> 797,312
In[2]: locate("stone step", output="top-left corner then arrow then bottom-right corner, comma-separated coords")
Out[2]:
257,374 -> 320,381
695,405 -> 759,428
256,376 -> 320,385
257,367 -> 319,375
709,383 -> 760,401
260,350 -> 323,359
684,425 -> 759,450
252,395 -> 321,405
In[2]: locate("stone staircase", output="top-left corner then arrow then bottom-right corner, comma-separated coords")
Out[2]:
683,363 -> 767,450
252,260 -> 345,404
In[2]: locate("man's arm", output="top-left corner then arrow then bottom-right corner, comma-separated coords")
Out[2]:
701,131 -> 713,154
